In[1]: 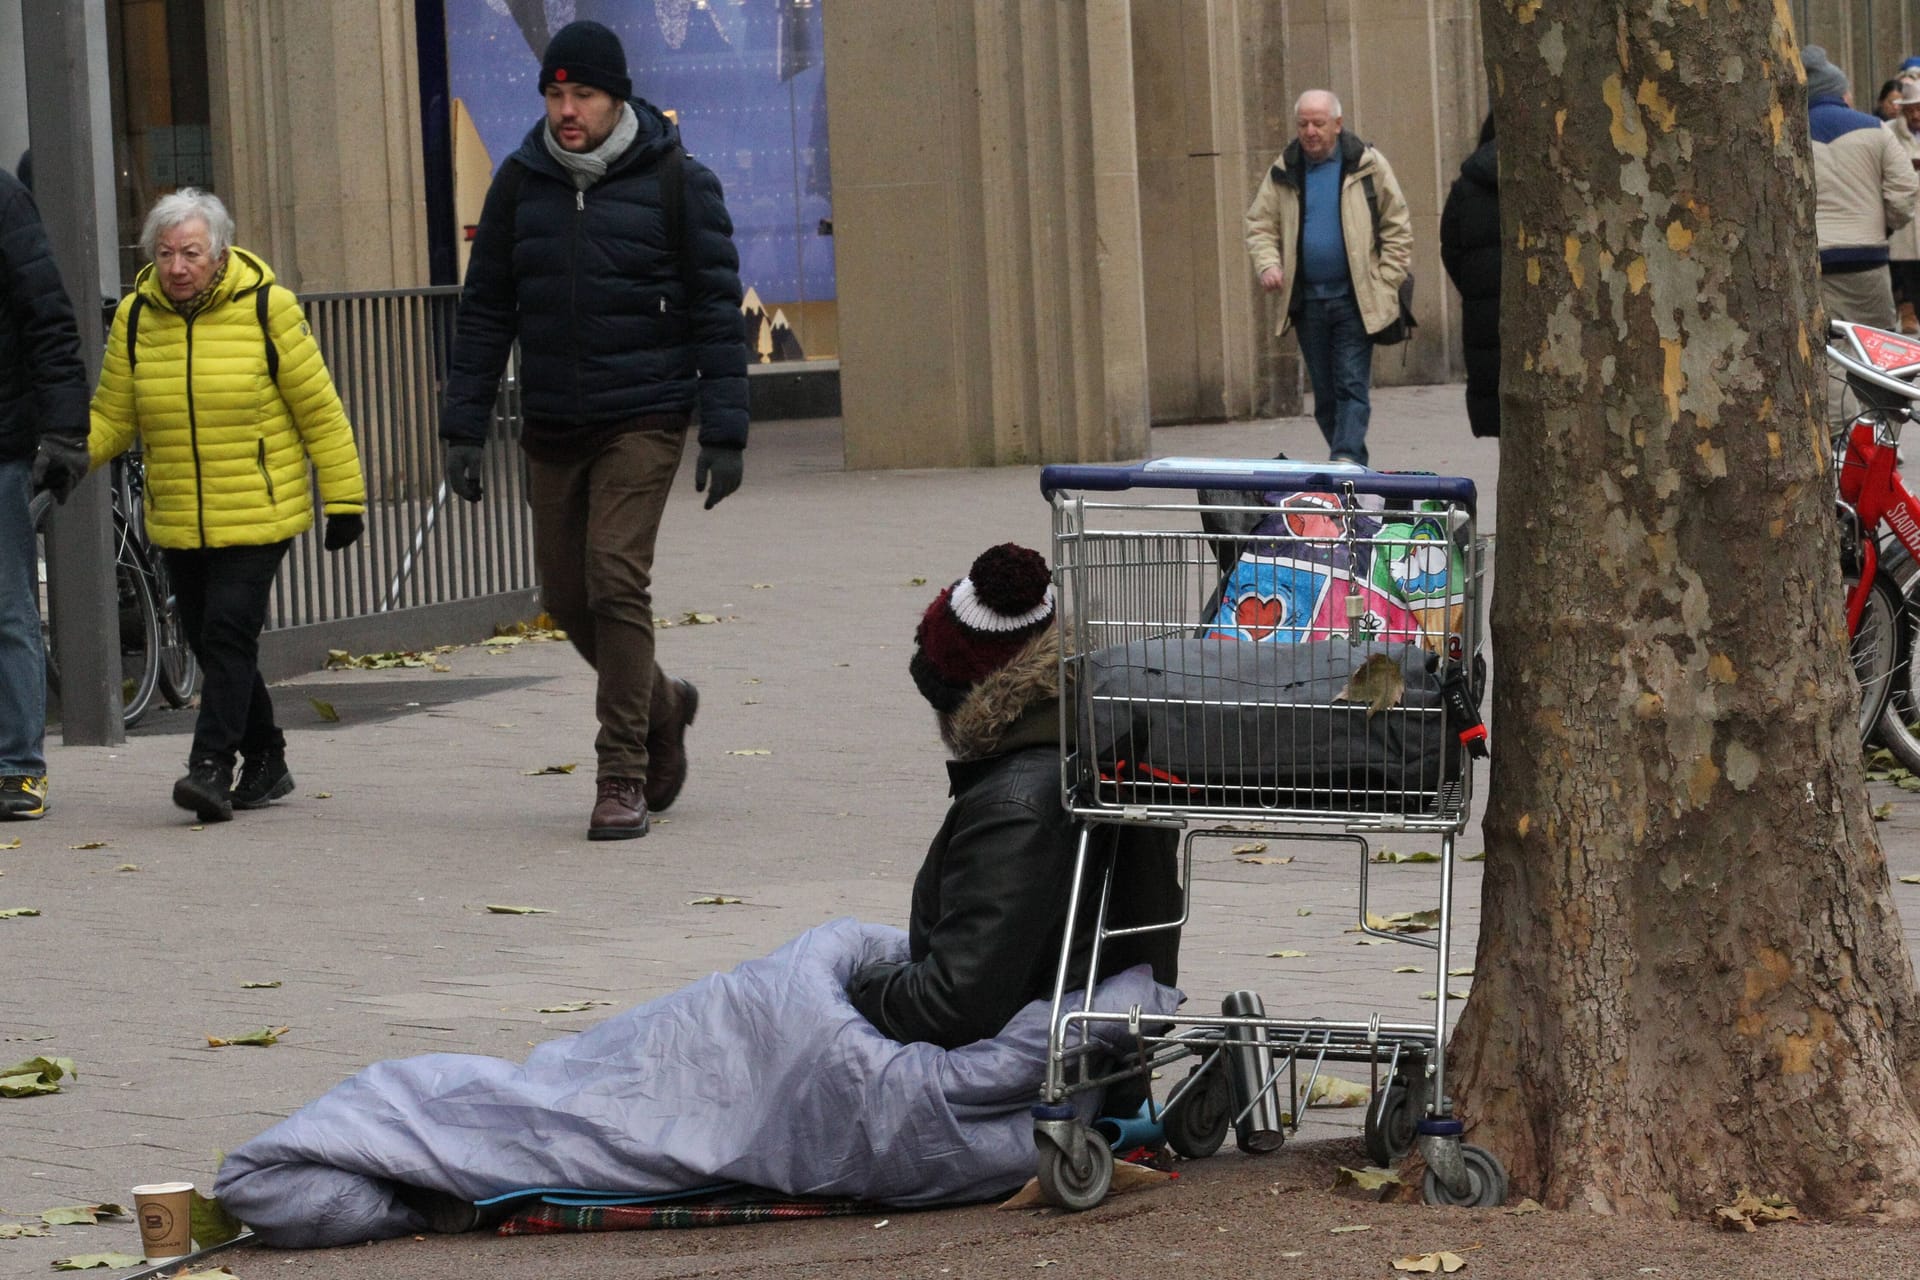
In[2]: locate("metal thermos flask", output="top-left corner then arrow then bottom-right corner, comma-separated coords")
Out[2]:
1221,989 -> 1286,1153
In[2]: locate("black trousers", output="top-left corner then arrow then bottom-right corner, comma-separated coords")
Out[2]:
163,541 -> 289,769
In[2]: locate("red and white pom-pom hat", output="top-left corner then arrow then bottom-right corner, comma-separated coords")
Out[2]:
909,543 -> 1056,712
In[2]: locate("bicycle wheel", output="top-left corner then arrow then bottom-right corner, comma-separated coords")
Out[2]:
114,527 -> 162,729
1848,570 -> 1900,746
149,556 -> 199,707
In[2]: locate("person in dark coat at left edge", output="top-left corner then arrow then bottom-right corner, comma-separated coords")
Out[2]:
1440,115 -> 1501,439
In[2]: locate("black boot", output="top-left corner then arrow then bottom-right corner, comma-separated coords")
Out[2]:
233,750 -> 294,810
173,756 -> 234,823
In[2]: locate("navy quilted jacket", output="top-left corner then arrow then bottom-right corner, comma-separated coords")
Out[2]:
440,101 -> 749,451
0,169 -> 87,463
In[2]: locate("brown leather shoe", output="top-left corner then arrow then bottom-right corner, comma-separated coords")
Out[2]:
588,776 -> 649,840
643,678 -> 699,813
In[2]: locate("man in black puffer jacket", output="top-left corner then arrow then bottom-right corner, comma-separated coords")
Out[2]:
441,21 -> 748,842
1439,117 -> 1500,439
848,544 -> 1182,1051
0,166 -> 89,821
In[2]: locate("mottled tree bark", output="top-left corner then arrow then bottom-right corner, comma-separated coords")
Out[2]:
1449,0 -> 1920,1218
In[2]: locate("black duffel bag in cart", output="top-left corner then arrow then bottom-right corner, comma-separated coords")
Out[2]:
1028,458 -> 1504,1212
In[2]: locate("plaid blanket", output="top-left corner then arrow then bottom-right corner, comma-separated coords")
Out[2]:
497,1199 -> 886,1234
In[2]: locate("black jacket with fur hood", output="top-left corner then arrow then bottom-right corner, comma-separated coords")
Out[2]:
848,631 -> 1181,1050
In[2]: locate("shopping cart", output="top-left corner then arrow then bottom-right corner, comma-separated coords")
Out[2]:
1027,457 -> 1507,1210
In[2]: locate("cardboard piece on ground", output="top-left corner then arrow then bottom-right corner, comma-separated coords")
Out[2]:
997,1160 -> 1172,1210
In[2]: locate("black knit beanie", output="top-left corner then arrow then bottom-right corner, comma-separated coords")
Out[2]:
540,21 -> 632,101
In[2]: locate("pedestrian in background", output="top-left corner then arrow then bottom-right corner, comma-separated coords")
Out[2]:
1885,76 -> 1920,334
87,189 -> 366,823
1805,45 -> 1916,332
1244,89 -> 1413,468
440,20 -> 750,841
0,166 -> 88,820
1440,114 -> 1501,439
1876,78 -> 1904,121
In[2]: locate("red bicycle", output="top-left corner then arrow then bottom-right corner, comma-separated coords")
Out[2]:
1829,320 -> 1920,759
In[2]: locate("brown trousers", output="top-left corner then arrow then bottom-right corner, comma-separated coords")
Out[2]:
526,428 -> 689,782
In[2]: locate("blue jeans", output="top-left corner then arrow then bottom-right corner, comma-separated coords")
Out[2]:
0,460 -> 46,776
1296,290 -> 1374,466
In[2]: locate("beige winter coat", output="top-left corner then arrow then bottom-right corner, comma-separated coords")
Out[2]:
1244,131 -> 1414,338
1887,116 -> 1920,263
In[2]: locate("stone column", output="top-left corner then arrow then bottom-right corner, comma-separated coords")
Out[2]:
824,0 -> 1151,469
205,0 -> 429,291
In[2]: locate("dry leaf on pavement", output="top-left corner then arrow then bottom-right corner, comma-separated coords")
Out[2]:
1334,1166 -> 1402,1192
485,905 -> 553,915
1713,1189 -> 1800,1231
39,1204 -> 126,1225
521,763 -> 577,775
1393,1250 -> 1469,1273
206,1025 -> 289,1048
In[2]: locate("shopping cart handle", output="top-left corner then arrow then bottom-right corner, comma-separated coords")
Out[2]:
1040,458 -> 1477,511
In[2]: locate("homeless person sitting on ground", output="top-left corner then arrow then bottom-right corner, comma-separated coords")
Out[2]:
214,544 -> 1183,1249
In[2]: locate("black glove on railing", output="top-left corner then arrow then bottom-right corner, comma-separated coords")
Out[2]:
445,443 -> 485,503
31,437 -> 90,505
323,512 -> 364,552
694,445 -> 743,510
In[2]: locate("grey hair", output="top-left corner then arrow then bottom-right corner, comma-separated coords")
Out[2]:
140,188 -> 235,260
1295,89 -> 1343,118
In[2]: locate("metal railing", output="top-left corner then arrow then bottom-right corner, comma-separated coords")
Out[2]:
271,286 -> 537,634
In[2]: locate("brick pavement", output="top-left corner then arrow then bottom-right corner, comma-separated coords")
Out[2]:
3,387 -> 1916,1276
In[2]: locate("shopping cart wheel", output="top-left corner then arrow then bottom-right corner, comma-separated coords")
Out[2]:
1421,1142 -> 1508,1208
1363,1082 -> 1422,1167
1036,1129 -> 1114,1211
1163,1058 -> 1231,1159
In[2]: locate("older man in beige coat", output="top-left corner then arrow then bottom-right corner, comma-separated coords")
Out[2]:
1245,89 -> 1412,467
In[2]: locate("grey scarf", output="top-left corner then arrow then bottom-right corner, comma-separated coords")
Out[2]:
543,102 -> 641,190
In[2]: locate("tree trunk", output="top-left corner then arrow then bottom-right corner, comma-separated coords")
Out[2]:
1449,1 -> 1920,1218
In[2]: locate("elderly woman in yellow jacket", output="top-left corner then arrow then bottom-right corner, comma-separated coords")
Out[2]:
89,188 -> 365,823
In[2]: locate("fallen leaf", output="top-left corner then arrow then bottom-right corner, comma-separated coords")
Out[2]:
910,577 -> 928,586
308,696 -> 340,722
1713,1188 -> 1800,1231
1393,1251 -> 1468,1274
240,980 -> 282,989
1329,1223 -> 1372,1233
1337,652 -> 1404,719
689,895 -> 745,906
0,1055 -> 75,1096
0,1223 -> 50,1237
1394,965 -> 1421,974
116,864 -> 139,872
1506,1197 -> 1544,1215
1231,841 -> 1268,855
0,907 -> 40,918
1449,968 -> 1475,978
40,1204 -> 127,1226
189,1189 -> 245,1248
1305,1075 -> 1370,1108
872,1218 -> 889,1229
521,763 -> 578,775
485,905 -> 553,915
1374,849 -> 1440,864
67,842 -> 107,851
50,1253 -> 143,1271
1901,875 -> 1920,885
314,792 -> 332,800
206,1025 -> 289,1048
1420,991 -> 1469,1002
1350,909 -> 1441,935
1296,907 -> 1313,916
1334,1166 -> 1402,1192
536,1000 -> 612,1014
0,837 -> 19,850
727,749 -> 771,756
751,583 -> 772,589
1462,851 -> 1486,862
681,611 -> 721,625
1238,855 -> 1294,866
1874,802 -> 1895,821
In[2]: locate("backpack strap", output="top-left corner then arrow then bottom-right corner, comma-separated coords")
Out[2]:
256,286 -> 279,385
125,294 -> 145,373
1362,171 -> 1383,245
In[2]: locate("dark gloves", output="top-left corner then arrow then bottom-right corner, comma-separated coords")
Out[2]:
31,437 -> 90,505
445,442 -> 485,503
694,445 -> 743,510
323,512 -> 363,552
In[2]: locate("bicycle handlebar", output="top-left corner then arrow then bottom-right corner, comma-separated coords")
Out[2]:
1827,320 -> 1920,404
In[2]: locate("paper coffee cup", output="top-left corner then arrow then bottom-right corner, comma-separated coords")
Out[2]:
132,1181 -> 194,1263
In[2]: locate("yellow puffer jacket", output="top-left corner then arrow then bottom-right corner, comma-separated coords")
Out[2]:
88,247 -> 366,549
